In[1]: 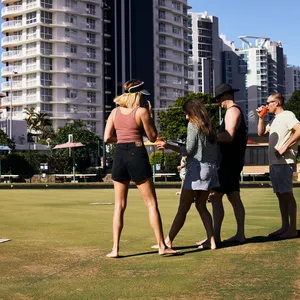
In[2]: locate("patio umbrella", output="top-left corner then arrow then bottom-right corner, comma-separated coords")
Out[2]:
0,145 -> 11,183
53,142 -> 84,182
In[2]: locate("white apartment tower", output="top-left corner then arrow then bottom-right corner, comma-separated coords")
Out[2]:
155,0 -> 191,109
238,36 -> 285,134
1,0 -> 104,137
188,11 -> 222,95
285,65 -> 300,99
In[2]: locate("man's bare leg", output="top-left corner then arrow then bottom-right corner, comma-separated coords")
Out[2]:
279,193 -> 297,238
225,191 -> 246,243
269,192 -> 289,237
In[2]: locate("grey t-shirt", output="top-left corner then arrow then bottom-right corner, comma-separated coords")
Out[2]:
266,110 -> 299,165
181,122 -> 218,164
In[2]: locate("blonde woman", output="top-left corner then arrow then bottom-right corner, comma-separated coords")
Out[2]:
156,99 -> 219,250
104,79 -> 178,258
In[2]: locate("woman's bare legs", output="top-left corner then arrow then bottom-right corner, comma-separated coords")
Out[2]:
165,188 -> 197,247
136,177 -> 178,255
107,180 -> 130,258
195,191 -> 216,249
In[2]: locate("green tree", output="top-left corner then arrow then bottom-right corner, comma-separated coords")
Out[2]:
285,91 -> 300,120
51,121 -> 101,173
157,93 -> 219,141
0,129 -> 14,148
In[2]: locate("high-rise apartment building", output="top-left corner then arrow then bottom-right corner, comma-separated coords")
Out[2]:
1,0 -> 105,138
285,65 -> 300,99
188,11 -> 222,95
220,34 -> 247,119
108,0 -> 191,115
238,36 -> 285,134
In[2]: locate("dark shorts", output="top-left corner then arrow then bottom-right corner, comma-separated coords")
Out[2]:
212,163 -> 243,194
111,142 -> 152,182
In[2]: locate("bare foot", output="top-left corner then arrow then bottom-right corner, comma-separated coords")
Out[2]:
279,229 -> 298,239
268,228 -> 288,237
159,247 -> 180,256
198,237 -> 217,250
223,235 -> 246,244
106,249 -> 119,258
196,238 -> 208,246
151,239 -> 171,249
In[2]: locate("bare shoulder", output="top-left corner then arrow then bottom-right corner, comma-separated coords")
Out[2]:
226,106 -> 241,118
136,107 -> 148,117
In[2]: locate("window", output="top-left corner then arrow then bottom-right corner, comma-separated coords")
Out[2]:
26,74 -> 37,87
159,35 -> 166,45
41,88 -> 52,102
173,38 -> 181,47
65,28 -> 77,39
26,42 -> 36,55
65,14 -> 77,24
172,1 -> 180,10
41,57 -> 52,71
65,74 -> 77,84
158,23 -> 165,32
87,47 -> 96,59
174,14 -> 181,23
87,91 -> 96,103
87,76 -> 96,88
173,63 -> 182,72
87,4 -> 96,15
26,27 -> 36,40
41,42 -> 52,55
65,58 -> 77,69
86,18 -> 96,30
160,87 -> 167,97
159,48 -> 166,58
41,0 -> 52,9
66,89 -> 78,99
26,12 -> 37,24
65,0 -> 77,8
87,62 -> 96,74
26,89 -> 37,101
159,61 -> 166,71
87,32 -> 96,44
41,11 -> 52,24
65,43 -> 77,53
26,58 -> 36,71
172,26 -> 180,35
41,103 -> 52,112
158,10 -> 165,19
158,0 -> 165,5
160,74 -> 167,84
41,26 -> 52,39
41,72 -> 52,86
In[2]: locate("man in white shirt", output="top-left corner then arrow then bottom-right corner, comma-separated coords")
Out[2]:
257,92 -> 300,238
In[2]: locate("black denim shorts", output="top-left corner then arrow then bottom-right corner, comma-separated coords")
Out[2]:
111,142 -> 153,182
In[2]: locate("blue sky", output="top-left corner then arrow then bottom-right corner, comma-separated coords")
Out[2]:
189,0 -> 300,66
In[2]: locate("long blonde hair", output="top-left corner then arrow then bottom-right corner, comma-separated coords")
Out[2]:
114,79 -> 145,108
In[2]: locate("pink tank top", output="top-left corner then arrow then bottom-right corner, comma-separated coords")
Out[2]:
114,107 -> 143,143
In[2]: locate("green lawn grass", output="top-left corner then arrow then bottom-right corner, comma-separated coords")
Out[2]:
0,188 -> 300,300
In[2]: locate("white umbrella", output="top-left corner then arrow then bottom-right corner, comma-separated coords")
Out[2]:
53,142 -> 85,182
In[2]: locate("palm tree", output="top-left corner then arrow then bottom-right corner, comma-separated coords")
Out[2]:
24,107 -> 37,133
35,112 -> 52,138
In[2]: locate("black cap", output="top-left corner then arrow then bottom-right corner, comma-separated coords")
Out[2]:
212,83 -> 239,103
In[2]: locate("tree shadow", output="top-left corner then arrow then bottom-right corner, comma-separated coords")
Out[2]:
118,250 -> 183,258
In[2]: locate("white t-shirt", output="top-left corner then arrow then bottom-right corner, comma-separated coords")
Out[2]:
266,110 -> 299,165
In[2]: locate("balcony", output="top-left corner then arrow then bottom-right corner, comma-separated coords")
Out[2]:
1,96 -> 23,106
1,35 -> 22,47
2,50 -> 22,62
1,2 -> 38,17
1,81 -> 23,91
2,66 -> 22,76
1,20 -> 23,32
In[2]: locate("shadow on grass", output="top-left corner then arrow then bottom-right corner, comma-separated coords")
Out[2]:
118,250 -> 183,258
114,231 -> 300,258
176,230 -> 300,255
